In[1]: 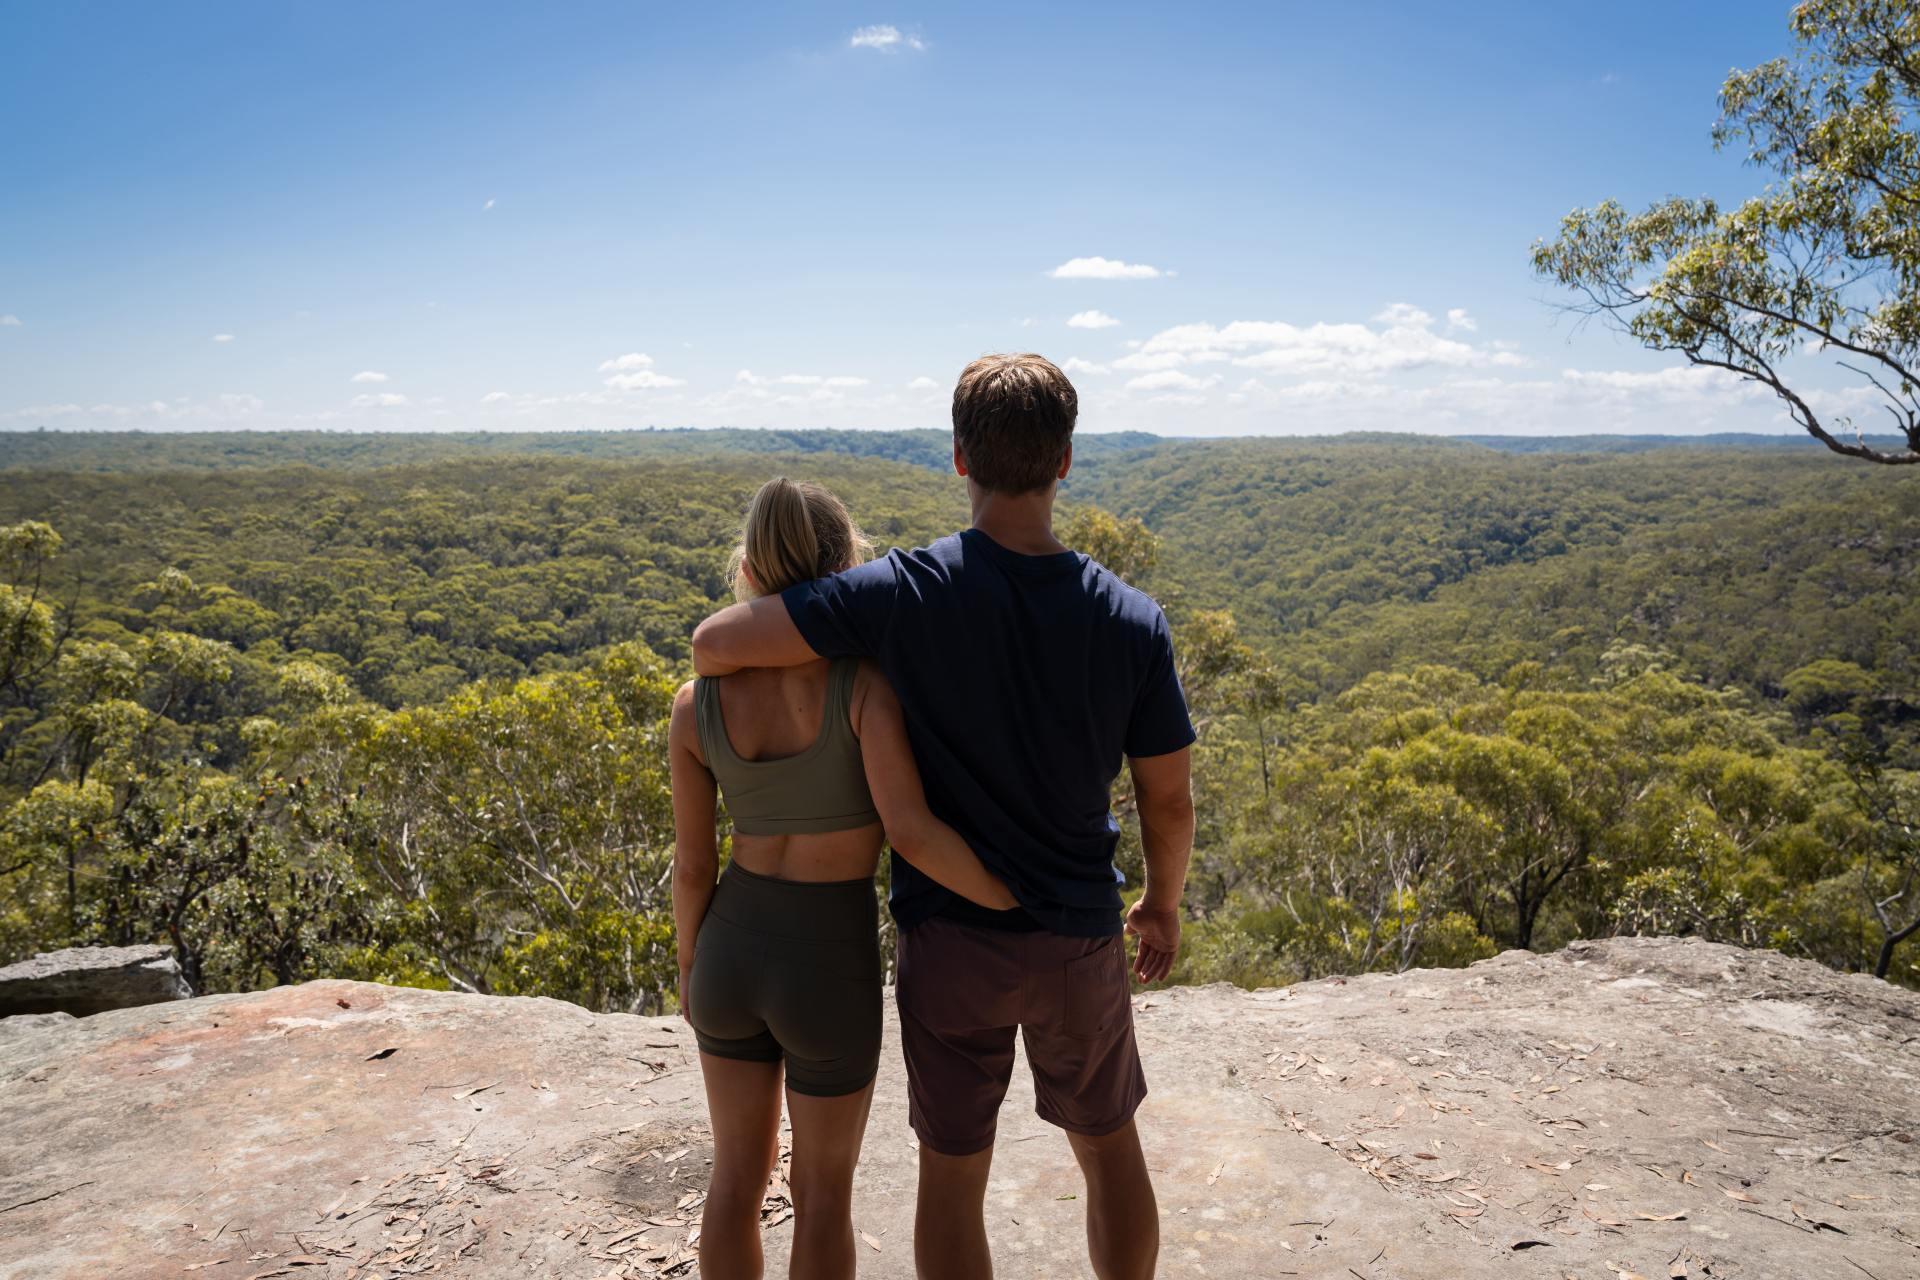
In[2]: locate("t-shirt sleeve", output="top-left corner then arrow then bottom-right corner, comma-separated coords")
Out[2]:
1125,611 -> 1197,758
780,555 -> 900,659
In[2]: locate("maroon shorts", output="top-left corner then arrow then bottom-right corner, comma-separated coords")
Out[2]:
895,917 -> 1147,1156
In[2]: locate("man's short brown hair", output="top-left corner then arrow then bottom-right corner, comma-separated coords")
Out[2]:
951,353 -> 1078,494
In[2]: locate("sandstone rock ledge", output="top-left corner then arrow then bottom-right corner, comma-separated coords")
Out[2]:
1,937 -> 1915,1280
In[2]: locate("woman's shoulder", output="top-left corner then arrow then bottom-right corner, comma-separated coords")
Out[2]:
846,659 -> 896,730
670,678 -> 702,735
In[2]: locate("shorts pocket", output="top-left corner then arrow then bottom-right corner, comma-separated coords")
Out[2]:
1063,941 -> 1124,1040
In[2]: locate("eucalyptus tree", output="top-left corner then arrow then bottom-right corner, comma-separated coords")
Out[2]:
1535,0 -> 1920,464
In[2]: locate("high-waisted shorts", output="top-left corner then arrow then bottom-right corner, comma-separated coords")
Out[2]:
687,862 -> 883,1097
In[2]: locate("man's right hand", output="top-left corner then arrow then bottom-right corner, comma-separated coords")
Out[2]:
1124,899 -> 1180,984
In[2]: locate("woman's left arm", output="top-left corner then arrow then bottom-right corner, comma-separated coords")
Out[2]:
850,662 -> 1019,911
668,681 -> 721,1017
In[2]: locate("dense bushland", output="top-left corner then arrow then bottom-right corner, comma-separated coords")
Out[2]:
1,433 -> 1914,1005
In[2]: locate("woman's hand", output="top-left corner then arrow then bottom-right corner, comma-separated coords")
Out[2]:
853,663 -> 1027,913
677,965 -> 693,1023
977,873 -> 1019,912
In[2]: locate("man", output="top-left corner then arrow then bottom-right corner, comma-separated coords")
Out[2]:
691,352 -> 1196,1280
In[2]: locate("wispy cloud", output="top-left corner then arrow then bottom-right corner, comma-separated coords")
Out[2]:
1125,369 -> 1219,393
605,370 -> 686,390
483,198 -> 496,210
351,392 -> 410,409
1445,308 -> 1477,332
907,375 -> 940,390
776,373 -> 869,387
350,370 -> 389,384
598,351 -> 685,389
211,333 -> 235,343
1067,309 -> 1121,329
1061,358 -> 1110,376
851,24 -> 926,52
0,315 -> 20,327
1124,305 -> 1525,380
1049,256 -> 1163,281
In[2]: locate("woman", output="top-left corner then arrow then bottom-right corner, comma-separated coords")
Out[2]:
668,477 -> 1014,1280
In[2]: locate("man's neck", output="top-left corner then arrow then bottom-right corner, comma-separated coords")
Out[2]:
967,482 -> 1067,555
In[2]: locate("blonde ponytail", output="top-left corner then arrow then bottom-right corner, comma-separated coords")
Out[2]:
730,477 -> 873,601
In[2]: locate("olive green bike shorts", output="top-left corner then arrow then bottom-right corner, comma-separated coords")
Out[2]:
687,862 -> 883,1097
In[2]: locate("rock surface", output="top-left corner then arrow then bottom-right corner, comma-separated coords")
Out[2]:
0,944 -> 190,1018
1,937 -> 1916,1279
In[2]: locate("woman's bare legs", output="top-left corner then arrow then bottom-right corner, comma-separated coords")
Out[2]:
698,1053 -> 784,1279
784,1082 -> 876,1280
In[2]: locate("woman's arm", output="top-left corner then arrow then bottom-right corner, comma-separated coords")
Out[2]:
849,663 -> 1018,911
668,681 -> 721,1017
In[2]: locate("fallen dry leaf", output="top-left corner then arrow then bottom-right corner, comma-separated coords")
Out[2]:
1634,1211 -> 1686,1221
1721,1187 -> 1760,1204
860,1232 -> 882,1251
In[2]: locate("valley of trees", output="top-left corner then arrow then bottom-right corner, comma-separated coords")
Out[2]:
1,429 -> 1915,1011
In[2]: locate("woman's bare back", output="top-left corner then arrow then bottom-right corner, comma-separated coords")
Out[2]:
711,660 -> 883,882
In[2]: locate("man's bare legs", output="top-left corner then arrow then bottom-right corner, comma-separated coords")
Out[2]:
698,1053 -> 783,1279
1066,1120 -> 1159,1280
913,1144 -> 995,1280
784,1083 -> 875,1280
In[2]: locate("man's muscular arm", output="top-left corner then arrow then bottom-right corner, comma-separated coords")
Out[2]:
690,596 -> 818,676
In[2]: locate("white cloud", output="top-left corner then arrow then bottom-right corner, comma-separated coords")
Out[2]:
1125,370 -> 1219,392
851,24 -> 926,51
1067,309 -> 1121,330
907,376 -> 940,390
736,369 -> 767,386
1130,309 -> 1526,379
1049,256 -> 1163,280
211,333 -> 235,343
604,370 -> 687,390
1371,302 -> 1433,328
1446,308 -> 1477,332
1061,358 -> 1110,376
480,391 -> 512,404
0,315 -> 20,327
596,351 -> 686,389
1112,350 -> 1193,373
350,370 -> 389,384
351,392 -> 410,409
774,373 -> 869,387
483,198 -> 496,210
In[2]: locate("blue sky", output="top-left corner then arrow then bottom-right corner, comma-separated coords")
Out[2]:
0,2 -> 1838,436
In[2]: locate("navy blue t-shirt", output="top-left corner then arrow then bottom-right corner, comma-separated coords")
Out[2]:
781,528 -> 1195,938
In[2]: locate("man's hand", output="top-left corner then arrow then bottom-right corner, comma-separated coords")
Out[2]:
1124,899 -> 1180,985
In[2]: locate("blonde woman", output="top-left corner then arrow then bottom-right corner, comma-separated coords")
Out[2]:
669,477 -> 1014,1280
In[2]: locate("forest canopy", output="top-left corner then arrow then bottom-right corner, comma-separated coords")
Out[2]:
1,429 -> 1915,1006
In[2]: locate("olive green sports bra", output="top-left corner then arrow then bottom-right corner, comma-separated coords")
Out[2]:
693,657 -> 881,836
